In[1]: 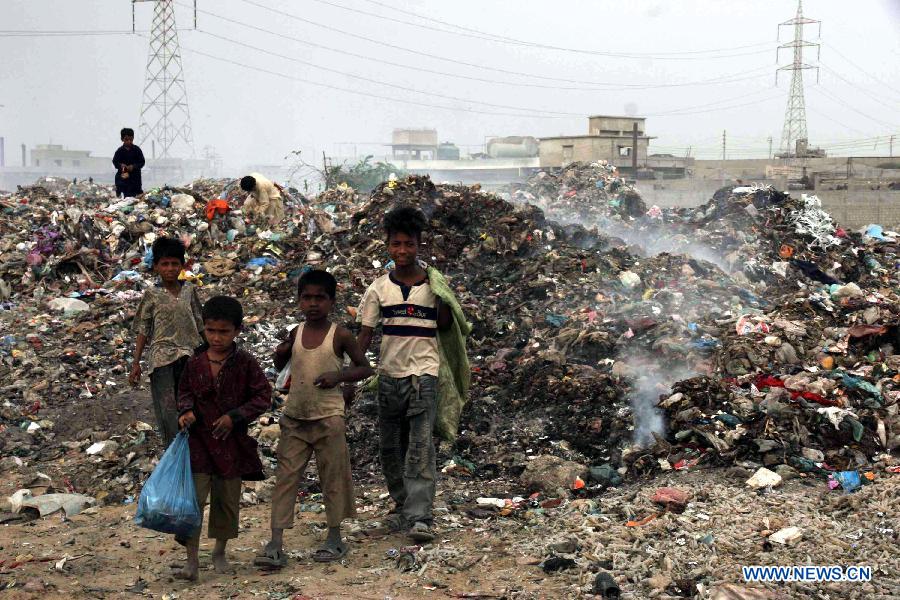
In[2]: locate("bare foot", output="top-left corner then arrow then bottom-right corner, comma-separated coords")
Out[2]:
212,551 -> 234,574
173,562 -> 199,582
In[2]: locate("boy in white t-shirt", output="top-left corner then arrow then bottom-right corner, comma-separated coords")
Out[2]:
356,206 -> 452,542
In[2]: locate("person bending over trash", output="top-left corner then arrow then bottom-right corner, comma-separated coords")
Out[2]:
130,237 -> 204,446
113,127 -> 145,198
240,172 -> 285,226
175,296 -> 271,581
355,206 -> 457,543
255,269 -> 373,568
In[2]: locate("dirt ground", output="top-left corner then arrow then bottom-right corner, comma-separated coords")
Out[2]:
1,468 -> 898,600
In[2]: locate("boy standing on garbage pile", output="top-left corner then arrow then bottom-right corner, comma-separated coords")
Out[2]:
130,237 -> 204,447
355,205 -> 467,543
176,295 -> 271,581
113,127 -> 145,198
240,173 -> 285,226
255,269 -> 373,567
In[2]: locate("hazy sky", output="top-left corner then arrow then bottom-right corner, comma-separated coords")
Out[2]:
1,0 -> 898,169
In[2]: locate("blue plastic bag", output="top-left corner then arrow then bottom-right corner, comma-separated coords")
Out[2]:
834,470 -> 862,493
134,431 -> 201,537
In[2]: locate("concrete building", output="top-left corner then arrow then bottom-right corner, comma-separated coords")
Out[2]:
538,116 -> 694,177
391,156 -> 540,186
30,144 -> 110,170
390,129 -> 438,160
540,116 -> 654,169
0,141 -> 217,191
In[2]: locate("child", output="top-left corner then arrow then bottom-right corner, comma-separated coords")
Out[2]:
176,296 -> 271,581
130,237 -> 204,446
355,206 -> 453,542
240,173 -> 285,226
255,270 -> 373,567
113,127 -> 145,198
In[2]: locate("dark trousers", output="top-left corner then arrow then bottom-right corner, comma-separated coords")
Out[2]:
377,374 -> 438,526
149,357 -> 187,447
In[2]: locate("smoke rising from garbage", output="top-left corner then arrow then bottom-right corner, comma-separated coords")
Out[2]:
621,352 -> 701,448
566,212 -> 735,275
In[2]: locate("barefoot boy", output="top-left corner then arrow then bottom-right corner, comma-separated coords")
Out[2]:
130,237 -> 204,446
176,296 -> 271,580
256,269 -> 372,567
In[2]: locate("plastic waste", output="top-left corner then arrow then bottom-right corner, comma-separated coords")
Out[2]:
768,526 -> 802,545
18,493 -> 96,518
134,431 -> 202,537
275,362 -> 291,392
170,193 -> 195,212
746,467 -> 782,489
833,470 -> 862,493
618,271 -> 641,289
48,297 -> 89,314
246,257 -> 278,269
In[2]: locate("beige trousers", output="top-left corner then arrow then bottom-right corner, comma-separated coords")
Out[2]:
271,415 -> 356,529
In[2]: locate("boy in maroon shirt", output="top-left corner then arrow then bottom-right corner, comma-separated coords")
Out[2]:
176,296 -> 271,581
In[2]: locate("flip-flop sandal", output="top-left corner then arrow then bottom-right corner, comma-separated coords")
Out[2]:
312,543 -> 348,563
383,514 -> 405,533
407,523 -> 435,543
253,548 -> 287,569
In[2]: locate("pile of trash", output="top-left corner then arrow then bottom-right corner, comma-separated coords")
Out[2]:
512,161 -> 648,224
1,173 -> 898,515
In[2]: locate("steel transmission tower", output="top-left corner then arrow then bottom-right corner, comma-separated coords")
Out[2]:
133,0 -> 196,158
776,0 -> 820,158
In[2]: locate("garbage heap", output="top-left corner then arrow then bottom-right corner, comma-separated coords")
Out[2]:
512,161 -> 648,225
329,176 -> 771,477
623,186 -> 900,478
0,175 -> 897,505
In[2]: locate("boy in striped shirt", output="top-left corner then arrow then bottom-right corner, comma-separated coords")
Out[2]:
356,206 -> 452,542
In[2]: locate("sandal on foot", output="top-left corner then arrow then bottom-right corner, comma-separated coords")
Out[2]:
383,513 -> 405,533
253,547 -> 287,569
312,543 -> 348,563
407,521 -> 435,543
172,569 -> 198,582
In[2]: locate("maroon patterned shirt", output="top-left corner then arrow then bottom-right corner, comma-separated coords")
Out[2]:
177,346 -> 271,480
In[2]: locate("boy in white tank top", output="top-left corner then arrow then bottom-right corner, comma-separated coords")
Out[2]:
255,270 -> 372,567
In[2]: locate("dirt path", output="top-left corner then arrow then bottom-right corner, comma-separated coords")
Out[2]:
1,471 -> 898,599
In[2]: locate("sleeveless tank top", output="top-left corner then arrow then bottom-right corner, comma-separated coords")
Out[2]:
284,323 -> 345,420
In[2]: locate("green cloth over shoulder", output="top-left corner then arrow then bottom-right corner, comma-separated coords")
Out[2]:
427,266 -> 472,442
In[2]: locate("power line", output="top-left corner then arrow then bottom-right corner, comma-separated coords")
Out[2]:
818,63 -> 900,111
358,0 -> 778,58
307,0 -> 774,60
183,3 -> 772,92
812,87 -> 898,129
197,28 -> 783,121
195,30 -> 581,117
173,38 -> 576,119
822,42 -> 900,96
806,105 -> 870,136
646,88 -> 781,117
235,0 -> 769,88
193,17 -> 787,122
0,29 -> 146,36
